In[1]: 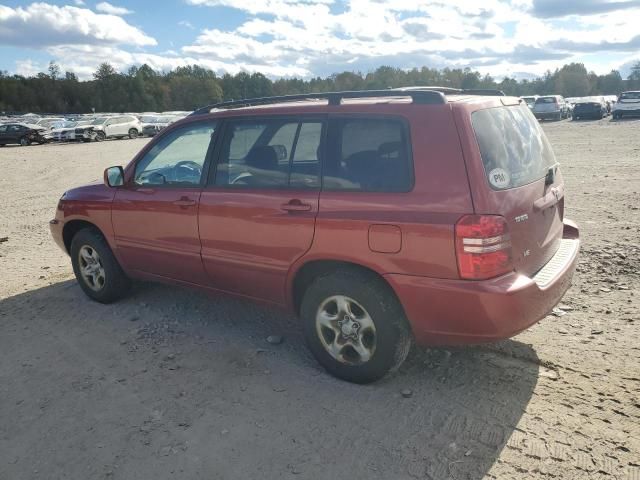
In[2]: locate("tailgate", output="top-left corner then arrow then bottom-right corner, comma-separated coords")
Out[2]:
459,102 -> 564,277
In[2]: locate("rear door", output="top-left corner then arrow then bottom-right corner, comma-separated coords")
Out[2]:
459,102 -> 564,276
198,116 -> 323,304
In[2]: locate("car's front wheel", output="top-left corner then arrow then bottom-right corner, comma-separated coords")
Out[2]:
128,128 -> 139,139
70,228 -> 130,303
300,269 -> 412,384
95,131 -> 106,142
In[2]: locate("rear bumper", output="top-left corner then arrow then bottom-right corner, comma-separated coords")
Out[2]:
534,111 -> 561,120
614,108 -> 640,116
386,219 -> 580,346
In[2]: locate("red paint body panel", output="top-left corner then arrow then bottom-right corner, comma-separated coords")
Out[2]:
50,95 -> 580,347
386,220 -> 579,344
111,186 -> 207,284
198,188 -> 319,304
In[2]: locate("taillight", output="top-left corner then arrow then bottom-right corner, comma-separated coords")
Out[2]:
455,215 -> 513,280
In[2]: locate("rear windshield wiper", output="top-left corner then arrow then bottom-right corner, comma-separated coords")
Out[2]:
545,163 -> 560,185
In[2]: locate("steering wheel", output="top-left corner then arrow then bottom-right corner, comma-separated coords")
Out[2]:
174,160 -> 202,181
230,171 -> 253,185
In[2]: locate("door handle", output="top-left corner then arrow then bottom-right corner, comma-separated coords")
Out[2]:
173,197 -> 197,207
281,199 -> 312,212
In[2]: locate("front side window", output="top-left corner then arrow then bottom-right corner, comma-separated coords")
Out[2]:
134,122 -> 216,186
323,118 -> 412,192
214,119 -> 322,189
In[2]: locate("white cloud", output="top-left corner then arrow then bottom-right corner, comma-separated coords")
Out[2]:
73,0 -> 85,5
95,2 -> 133,16
15,59 -> 45,77
6,0 -> 640,80
179,0 -> 640,78
0,3 -> 154,47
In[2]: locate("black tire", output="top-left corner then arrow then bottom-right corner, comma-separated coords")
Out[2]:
300,269 -> 412,384
70,228 -> 130,303
128,128 -> 138,139
95,131 -> 106,142
20,137 -> 31,146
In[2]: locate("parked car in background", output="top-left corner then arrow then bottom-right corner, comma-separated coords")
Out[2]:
533,95 -> 570,121
50,121 -> 80,142
91,115 -> 141,141
612,91 -> 640,119
0,123 -> 48,146
521,95 -> 538,109
51,88 -> 580,383
36,117 -> 65,130
140,115 -> 177,137
572,97 -> 608,120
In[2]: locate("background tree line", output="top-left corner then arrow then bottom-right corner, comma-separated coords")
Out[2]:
1,60 -> 639,114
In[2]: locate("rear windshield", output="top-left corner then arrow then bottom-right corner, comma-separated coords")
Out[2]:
535,97 -> 557,104
619,92 -> 640,100
472,104 -> 557,190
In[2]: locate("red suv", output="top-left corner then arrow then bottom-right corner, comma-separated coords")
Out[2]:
50,89 -> 580,383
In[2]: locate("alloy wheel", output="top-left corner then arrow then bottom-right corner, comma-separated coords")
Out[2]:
315,295 -> 377,365
78,245 -> 106,291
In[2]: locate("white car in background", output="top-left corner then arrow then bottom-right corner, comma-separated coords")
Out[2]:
612,91 -> 640,119
90,115 -> 142,141
36,117 -> 65,130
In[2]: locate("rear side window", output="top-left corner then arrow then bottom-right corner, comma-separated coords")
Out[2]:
535,97 -> 557,104
324,118 -> 412,192
472,104 -> 556,190
214,119 -> 322,189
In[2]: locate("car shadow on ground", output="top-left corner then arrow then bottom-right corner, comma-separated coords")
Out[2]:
0,280 -> 541,480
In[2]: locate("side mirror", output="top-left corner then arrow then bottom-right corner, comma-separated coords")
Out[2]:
104,166 -> 124,187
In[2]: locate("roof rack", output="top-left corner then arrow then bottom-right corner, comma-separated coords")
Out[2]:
191,89 -> 447,115
394,86 -> 505,96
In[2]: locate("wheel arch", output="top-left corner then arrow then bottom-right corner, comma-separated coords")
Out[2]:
62,220 -> 106,254
289,259 -> 404,317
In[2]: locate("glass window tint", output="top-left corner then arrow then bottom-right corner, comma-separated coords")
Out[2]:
229,123 -> 266,160
323,118 -> 411,192
472,104 -> 556,190
290,122 -> 321,188
215,119 -> 321,189
134,123 -> 215,186
0,126 -> 6,133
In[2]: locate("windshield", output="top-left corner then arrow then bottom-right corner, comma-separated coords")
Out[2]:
535,97 -> 557,104
59,121 -> 77,128
472,104 -> 557,190
92,117 -> 108,125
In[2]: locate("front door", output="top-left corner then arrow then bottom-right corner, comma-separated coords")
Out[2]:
111,121 -> 217,284
198,117 -> 324,304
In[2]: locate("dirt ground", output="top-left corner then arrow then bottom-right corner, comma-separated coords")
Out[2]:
0,118 -> 638,480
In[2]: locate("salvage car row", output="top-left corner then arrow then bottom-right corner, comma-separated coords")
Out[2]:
0,111 -> 190,147
521,91 -> 640,121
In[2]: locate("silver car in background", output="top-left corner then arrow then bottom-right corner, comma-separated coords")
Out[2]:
532,95 -> 570,121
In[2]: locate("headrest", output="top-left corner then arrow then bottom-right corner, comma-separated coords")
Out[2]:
245,145 -> 278,170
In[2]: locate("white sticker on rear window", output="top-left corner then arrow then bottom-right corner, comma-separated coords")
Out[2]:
488,168 -> 510,189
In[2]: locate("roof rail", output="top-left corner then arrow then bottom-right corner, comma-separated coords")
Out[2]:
191,89 -> 447,115
394,86 -> 505,96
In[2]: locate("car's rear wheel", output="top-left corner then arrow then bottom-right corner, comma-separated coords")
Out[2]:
95,131 -> 106,142
70,228 -> 130,303
20,137 -> 31,146
300,269 -> 412,384
128,128 -> 138,139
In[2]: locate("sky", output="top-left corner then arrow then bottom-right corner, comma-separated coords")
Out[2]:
1,0 -> 639,81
